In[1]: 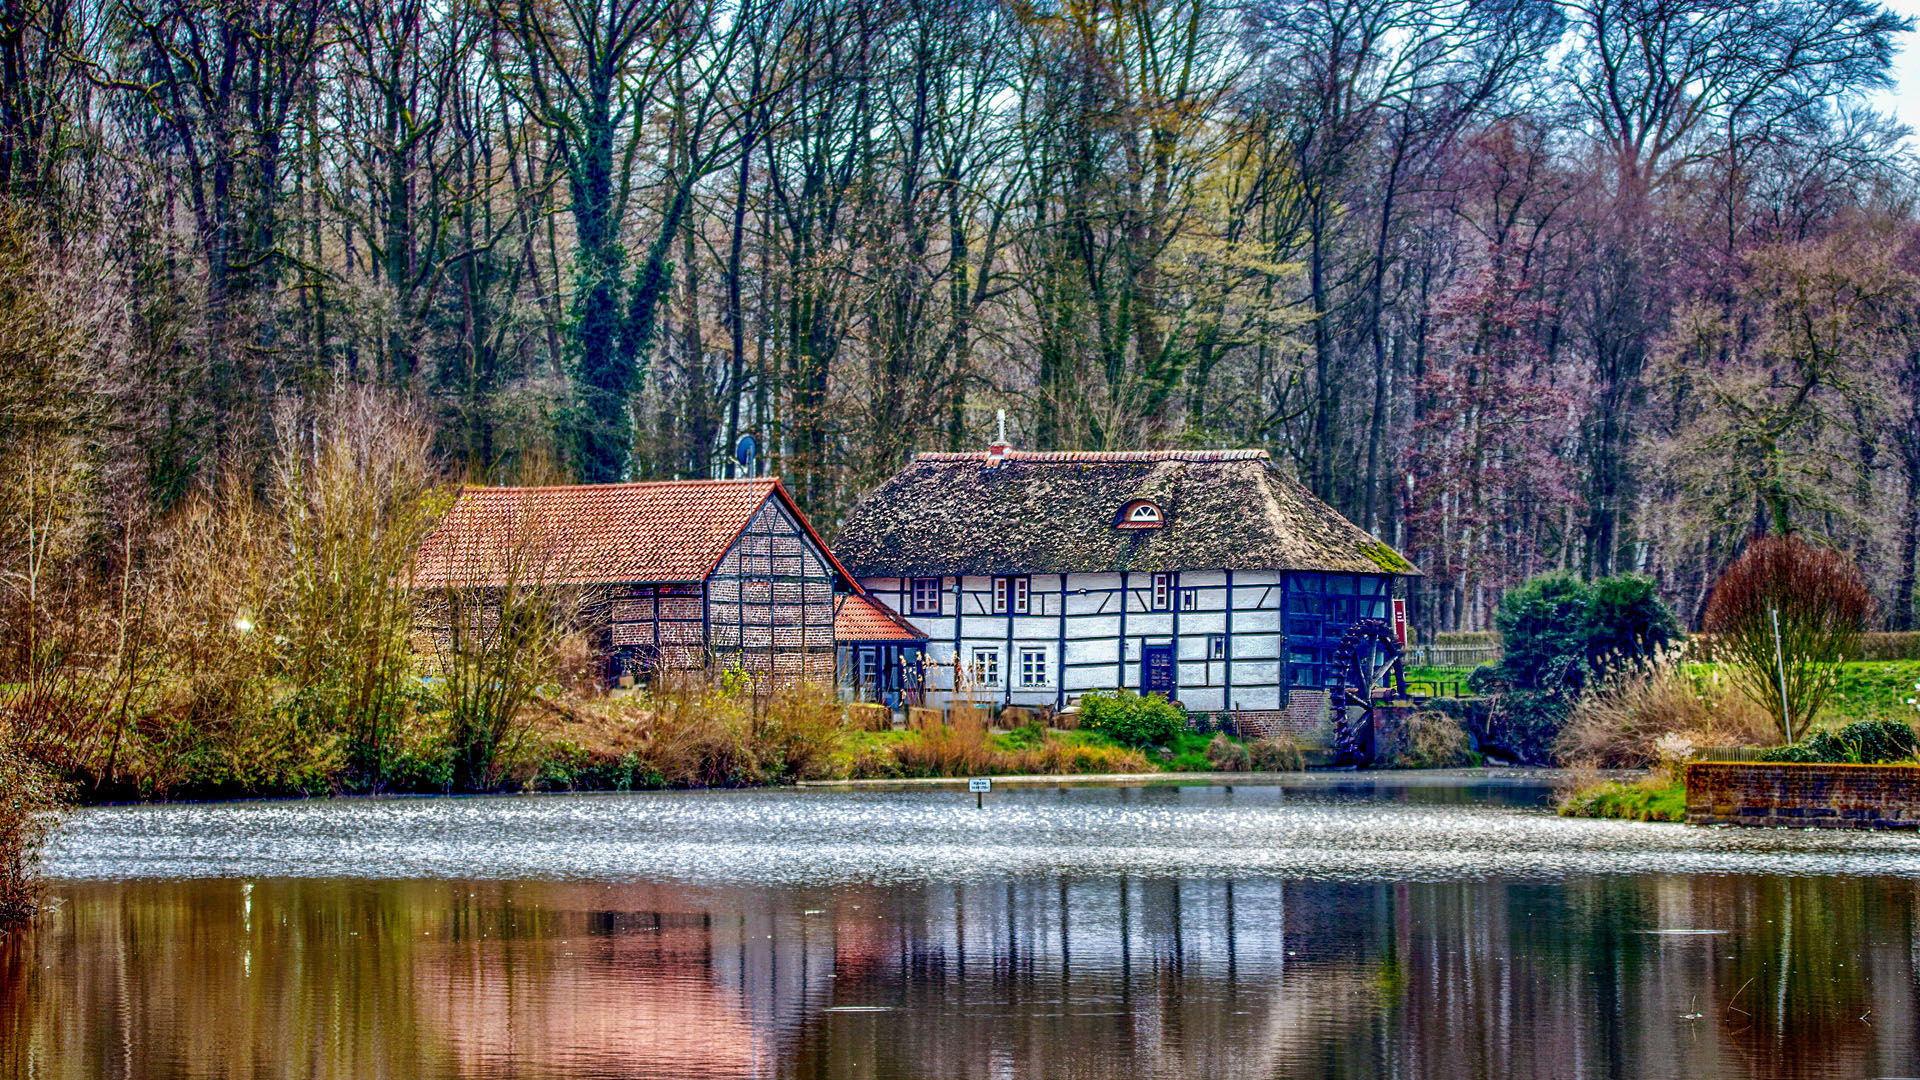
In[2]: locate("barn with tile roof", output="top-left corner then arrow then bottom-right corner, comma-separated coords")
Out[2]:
413,478 -> 909,689
834,446 -> 1420,734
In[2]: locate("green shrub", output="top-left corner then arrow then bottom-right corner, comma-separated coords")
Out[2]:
1485,573 -> 1682,763
1834,719 -> 1918,763
1077,690 -> 1186,748
1585,576 -> 1683,671
1496,573 -> 1682,692
1496,575 -> 1594,691
1758,720 -> 1917,764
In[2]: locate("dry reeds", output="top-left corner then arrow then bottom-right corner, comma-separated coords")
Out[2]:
888,721 -> 1149,778
1556,652 -> 1773,768
544,680 -> 848,788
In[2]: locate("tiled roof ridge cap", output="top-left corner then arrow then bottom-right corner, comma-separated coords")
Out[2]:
912,449 -> 1270,463
457,477 -> 779,493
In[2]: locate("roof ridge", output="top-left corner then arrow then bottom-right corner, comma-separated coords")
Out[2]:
459,477 -> 778,493
913,449 -> 1269,463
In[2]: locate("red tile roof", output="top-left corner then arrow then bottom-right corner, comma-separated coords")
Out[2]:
833,592 -> 927,643
411,479 -> 853,588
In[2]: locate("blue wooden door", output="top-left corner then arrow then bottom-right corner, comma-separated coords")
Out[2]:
1141,645 -> 1174,697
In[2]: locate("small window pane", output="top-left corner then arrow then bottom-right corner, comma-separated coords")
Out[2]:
1207,635 -> 1226,659
911,578 -> 942,615
971,648 -> 1001,686
1020,648 -> 1047,687
1329,575 -> 1355,595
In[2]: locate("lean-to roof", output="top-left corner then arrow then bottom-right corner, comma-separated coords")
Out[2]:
833,592 -> 928,643
833,450 -> 1420,579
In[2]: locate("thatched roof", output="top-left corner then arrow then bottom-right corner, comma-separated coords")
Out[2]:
833,450 -> 1420,578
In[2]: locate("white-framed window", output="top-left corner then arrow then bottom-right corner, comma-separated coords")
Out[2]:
1151,573 -> 1171,611
858,648 -> 878,686
1119,500 -> 1162,525
994,575 -> 1030,615
911,577 -> 942,615
1020,647 -> 1049,688
1180,587 -> 1198,610
971,647 -> 1001,686
1208,634 -> 1227,660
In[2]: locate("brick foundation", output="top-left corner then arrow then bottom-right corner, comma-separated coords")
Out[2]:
1684,762 -> 1920,830
1229,692 -> 1331,742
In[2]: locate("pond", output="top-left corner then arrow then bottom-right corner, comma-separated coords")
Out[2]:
6,773 -> 1920,1079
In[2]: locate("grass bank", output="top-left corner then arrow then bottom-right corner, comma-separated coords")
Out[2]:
1557,778 -> 1687,822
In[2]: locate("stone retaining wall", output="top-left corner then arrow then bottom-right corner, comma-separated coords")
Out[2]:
1684,762 -> 1920,829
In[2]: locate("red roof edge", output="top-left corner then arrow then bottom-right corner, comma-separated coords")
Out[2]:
834,592 -> 929,642
701,477 -> 863,592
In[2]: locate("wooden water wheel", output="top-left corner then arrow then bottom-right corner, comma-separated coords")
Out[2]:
1329,618 -> 1407,767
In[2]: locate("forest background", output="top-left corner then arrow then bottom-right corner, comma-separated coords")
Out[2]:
2,0 -> 1920,644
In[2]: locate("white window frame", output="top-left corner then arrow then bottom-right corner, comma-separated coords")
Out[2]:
858,648 -> 878,686
1019,647 -> 1049,688
1180,587 -> 1198,611
1208,634 -> 1227,660
1151,573 -> 1171,611
911,577 -> 942,615
1127,502 -> 1161,523
970,647 -> 1001,687
994,575 -> 1030,615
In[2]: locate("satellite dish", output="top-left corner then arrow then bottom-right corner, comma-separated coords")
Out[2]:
734,434 -> 757,472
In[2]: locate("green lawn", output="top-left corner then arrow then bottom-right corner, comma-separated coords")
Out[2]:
1824,661 -> 1920,723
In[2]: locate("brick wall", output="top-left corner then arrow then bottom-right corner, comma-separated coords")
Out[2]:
1684,762 -> 1920,830
1229,692 -> 1331,743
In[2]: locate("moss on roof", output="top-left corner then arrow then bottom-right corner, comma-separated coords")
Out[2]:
833,450 -> 1422,578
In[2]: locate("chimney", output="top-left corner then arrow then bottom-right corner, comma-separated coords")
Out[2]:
985,408 -> 1011,467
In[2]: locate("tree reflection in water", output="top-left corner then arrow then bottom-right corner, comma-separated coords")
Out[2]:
3,872 -> 1917,1079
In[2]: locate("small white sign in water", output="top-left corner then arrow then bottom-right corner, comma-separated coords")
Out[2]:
968,778 -> 992,793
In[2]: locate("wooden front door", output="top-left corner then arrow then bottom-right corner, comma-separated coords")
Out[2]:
1141,644 -> 1174,698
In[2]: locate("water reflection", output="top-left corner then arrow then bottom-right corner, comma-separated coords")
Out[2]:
7,780 -> 1920,1078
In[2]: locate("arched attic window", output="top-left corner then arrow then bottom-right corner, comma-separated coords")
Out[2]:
1115,500 -> 1164,529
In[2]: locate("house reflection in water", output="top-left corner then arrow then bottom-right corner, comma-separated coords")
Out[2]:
7,874 -> 1919,1078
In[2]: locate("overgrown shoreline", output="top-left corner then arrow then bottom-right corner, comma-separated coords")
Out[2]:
1557,779 -> 1688,822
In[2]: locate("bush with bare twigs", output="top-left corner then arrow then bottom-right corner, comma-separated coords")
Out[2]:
1703,535 -> 1873,742
0,738 -> 65,925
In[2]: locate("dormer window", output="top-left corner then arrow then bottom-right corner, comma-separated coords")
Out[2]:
1115,500 -> 1164,529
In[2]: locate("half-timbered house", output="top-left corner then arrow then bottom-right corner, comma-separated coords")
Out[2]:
412,479 -> 866,687
833,448 -> 1420,734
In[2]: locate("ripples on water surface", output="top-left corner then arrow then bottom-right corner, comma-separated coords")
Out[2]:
7,773 -> 1920,1079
